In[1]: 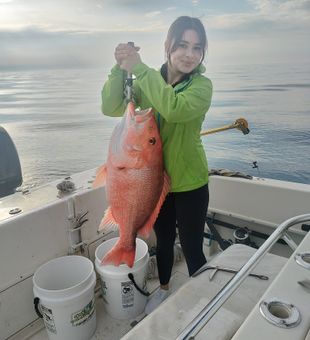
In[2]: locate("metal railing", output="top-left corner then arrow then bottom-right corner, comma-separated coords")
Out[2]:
176,213 -> 310,340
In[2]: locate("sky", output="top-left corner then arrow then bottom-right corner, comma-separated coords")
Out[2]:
0,0 -> 309,70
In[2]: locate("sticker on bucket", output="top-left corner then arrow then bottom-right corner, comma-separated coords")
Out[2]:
70,298 -> 95,327
121,281 -> 134,308
100,281 -> 108,303
101,281 -> 108,296
41,304 -> 57,334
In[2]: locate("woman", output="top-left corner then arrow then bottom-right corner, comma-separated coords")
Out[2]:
101,16 -> 213,314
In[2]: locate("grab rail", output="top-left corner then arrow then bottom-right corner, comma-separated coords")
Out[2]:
176,213 -> 310,340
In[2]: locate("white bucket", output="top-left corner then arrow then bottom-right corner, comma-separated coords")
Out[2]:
33,255 -> 96,340
95,237 -> 149,320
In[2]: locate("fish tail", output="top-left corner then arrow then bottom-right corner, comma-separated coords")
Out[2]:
101,242 -> 135,268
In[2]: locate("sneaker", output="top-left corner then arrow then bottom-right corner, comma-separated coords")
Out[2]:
145,288 -> 170,315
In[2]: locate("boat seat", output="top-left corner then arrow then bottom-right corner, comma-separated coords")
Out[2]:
121,244 -> 287,340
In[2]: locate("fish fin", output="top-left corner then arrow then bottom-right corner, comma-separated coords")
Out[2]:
101,240 -> 135,268
138,171 -> 171,238
93,164 -> 107,188
98,206 -> 118,232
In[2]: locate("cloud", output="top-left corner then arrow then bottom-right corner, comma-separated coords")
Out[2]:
1,1 -> 310,33
0,28 -> 100,69
249,0 -> 310,22
0,0 -> 309,69
0,27 -> 166,70
101,0 -> 180,10
0,0 -> 177,33
145,11 -> 162,18
206,13 -> 259,30
203,0 -> 310,34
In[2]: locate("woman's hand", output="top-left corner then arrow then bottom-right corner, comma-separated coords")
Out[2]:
114,43 -> 141,72
121,51 -> 141,73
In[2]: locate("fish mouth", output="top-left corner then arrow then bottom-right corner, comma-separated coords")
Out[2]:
129,105 -> 153,123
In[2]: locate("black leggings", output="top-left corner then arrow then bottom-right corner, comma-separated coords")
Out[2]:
154,184 -> 209,285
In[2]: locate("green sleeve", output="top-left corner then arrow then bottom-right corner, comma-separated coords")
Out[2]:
101,64 -> 126,117
132,63 -> 213,123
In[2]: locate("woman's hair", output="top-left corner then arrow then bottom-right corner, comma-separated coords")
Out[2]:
165,16 -> 208,64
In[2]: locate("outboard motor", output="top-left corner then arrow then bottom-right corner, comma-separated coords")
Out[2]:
0,126 -> 23,197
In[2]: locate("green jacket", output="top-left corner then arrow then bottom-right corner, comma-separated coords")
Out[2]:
101,62 -> 213,192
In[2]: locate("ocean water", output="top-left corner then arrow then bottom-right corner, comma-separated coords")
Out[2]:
0,62 -> 309,191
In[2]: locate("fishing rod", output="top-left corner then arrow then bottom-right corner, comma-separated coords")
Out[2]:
125,41 -> 135,103
123,42 -> 250,137
200,118 -> 250,136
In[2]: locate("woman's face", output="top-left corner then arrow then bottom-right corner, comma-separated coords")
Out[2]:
168,29 -> 203,77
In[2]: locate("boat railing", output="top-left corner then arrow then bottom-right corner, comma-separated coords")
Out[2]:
176,213 -> 310,340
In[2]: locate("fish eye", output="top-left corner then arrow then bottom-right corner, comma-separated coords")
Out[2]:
149,137 -> 156,145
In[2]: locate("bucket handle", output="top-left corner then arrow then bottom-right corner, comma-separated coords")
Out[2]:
34,297 -> 43,318
128,273 -> 150,297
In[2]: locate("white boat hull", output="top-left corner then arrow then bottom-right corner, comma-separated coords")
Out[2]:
0,170 -> 309,339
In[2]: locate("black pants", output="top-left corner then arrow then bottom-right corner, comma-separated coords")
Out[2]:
154,184 -> 209,285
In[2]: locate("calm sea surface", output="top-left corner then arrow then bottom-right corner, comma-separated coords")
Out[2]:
1,62 -> 309,191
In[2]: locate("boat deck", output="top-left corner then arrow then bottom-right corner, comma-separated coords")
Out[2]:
11,243 -> 193,340
6,227 -> 310,340
12,239 -> 291,340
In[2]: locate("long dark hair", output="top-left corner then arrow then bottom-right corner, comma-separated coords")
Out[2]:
165,16 -> 208,64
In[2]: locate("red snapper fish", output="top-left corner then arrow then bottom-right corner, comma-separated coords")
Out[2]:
93,102 -> 170,267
